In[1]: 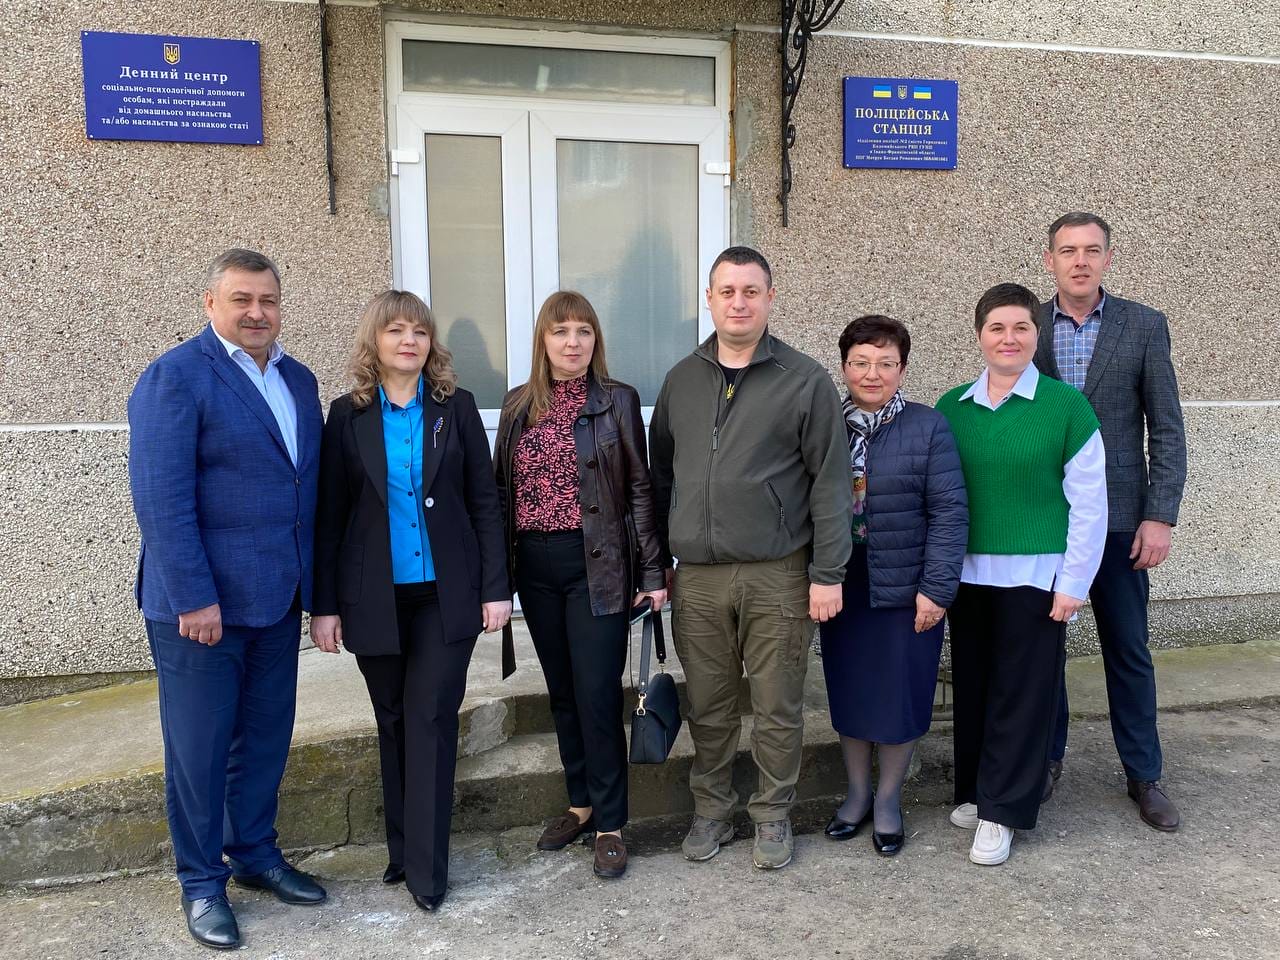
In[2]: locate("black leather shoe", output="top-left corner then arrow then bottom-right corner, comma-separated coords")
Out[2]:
413,891 -> 446,912
1049,759 -> 1063,783
235,863 -> 327,905
383,864 -> 405,884
183,894 -> 240,950
824,806 -> 873,841
871,810 -> 905,857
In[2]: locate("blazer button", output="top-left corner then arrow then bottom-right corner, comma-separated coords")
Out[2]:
586,459 -> 598,469
588,504 -> 600,514
590,548 -> 602,558
578,417 -> 588,425
425,497 -> 435,508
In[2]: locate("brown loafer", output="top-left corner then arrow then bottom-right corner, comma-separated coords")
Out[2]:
593,833 -> 627,878
1127,779 -> 1180,832
537,811 -> 595,851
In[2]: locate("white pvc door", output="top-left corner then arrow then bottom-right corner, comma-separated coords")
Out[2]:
388,28 -> 730,436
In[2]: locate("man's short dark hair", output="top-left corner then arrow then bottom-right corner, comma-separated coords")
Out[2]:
206,248 -> 281,292
708,246 -> 772,288
838,315 -> 911,366
1048,212 -> 1112,250
974,283 -> 1040,332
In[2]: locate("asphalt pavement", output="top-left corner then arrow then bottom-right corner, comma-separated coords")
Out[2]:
5,701 -> 1278,960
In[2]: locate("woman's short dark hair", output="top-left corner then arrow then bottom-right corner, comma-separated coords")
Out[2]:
974,283 -> 1040,332
838,315 -> 911,366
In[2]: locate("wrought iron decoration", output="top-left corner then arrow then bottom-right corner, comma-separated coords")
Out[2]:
780,0 -> 848,226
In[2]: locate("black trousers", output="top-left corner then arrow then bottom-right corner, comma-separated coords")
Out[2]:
1052,531 -> 1163,781
516,531 -> 629,832
948,583 -> 1065,831
355,582 -> 476,898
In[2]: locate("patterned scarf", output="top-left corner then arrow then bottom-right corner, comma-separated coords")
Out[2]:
845,389 -> 906,474
843,390 -> 906,543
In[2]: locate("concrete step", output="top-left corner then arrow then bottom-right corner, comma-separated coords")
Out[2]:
2,631 -> 1277,887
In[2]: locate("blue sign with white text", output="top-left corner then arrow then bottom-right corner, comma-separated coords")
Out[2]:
81,31 -> 263,145
843,77 -> 957,169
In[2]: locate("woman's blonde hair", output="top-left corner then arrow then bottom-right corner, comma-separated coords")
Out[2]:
511,291 -> 610,424
348,290 -> 458,408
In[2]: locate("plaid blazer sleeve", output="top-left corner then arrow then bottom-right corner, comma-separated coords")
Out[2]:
1135,305 -> 1188,524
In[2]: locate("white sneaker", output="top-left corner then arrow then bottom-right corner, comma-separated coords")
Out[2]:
949,803 -> 979,829
969,819 -> 1013,865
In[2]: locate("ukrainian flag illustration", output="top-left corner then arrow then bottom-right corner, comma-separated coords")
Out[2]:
872,85 -> 893,98
912,85 -> 933,100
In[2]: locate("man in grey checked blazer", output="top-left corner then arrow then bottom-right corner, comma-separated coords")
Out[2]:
1033,212 -> 1187,832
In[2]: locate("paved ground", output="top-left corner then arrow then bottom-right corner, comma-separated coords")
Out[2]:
6,701 -> 1278,960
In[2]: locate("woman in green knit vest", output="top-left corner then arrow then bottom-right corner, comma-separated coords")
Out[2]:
936,283 -> 1108,867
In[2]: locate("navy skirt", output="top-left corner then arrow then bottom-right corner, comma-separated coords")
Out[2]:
818,545 -> 944,744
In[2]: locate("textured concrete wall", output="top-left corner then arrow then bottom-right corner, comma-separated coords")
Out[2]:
0,1 -> 389,422
733,25 -> 1280,604
1,0 -> 1276,681
0,0 -> 391,679
817,0 -> 1280,58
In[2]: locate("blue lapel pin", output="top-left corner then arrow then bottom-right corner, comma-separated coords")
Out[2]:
432,416 -> 444,449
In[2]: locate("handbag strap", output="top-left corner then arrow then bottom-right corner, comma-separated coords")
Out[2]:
635,609 -> 667,697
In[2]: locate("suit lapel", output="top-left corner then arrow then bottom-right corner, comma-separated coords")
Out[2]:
201,325 -> 292,463
422,395 -> 451,494
1036,303 -> 1062,380
1083,298 -> 1128,399
353,404 -> 389,506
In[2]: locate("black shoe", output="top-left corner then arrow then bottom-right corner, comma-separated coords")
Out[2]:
413,891 -> 446,912
824,806 -> 873,841
1049,759 -> 1063,783
183,894 -> 240,950
871,810 -> 905,857
383,864 -> 405,885
1127,778 -> 1181,832
1040,767 -> 1055,804
234,863 -> 327,905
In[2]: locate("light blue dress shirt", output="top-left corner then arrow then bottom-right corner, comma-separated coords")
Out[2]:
211,327 -> 299,467
379,379 -> 436,584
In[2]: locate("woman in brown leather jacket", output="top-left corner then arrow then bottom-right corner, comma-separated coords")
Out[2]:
494,291 -> 666,879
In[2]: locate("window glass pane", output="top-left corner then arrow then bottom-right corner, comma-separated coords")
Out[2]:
556,140 -> 699,404
404,40 -> 714,105
424,133 -> 508,408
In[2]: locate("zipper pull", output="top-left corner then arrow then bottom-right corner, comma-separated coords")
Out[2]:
712,426 -> 718,451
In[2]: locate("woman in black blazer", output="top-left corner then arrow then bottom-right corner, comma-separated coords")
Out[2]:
311,290 -> 510,912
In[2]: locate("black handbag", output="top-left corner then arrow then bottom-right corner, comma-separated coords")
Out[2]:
628,606 -> 682,764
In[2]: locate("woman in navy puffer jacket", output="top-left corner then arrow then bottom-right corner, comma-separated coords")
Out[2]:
819,315 -> 968,857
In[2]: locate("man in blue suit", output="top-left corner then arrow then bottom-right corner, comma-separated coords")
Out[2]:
128,249 -> 327,949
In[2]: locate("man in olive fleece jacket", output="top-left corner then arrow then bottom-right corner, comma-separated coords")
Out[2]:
649,246 -> 852,871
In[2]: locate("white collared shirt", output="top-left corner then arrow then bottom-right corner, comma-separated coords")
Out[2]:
958,363 -> 1107,601
211,326 -> 299,467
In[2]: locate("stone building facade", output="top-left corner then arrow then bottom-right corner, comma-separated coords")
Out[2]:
2,0 -> 1276,699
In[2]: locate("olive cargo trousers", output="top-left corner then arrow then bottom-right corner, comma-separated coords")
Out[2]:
672,548 -> 813,822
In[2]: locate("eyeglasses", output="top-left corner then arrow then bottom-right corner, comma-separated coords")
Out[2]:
843,360 -> 901,374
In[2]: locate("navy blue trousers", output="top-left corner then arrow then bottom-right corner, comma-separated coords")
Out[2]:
1052,531 -> 1163,781
147,604 -> 301,900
